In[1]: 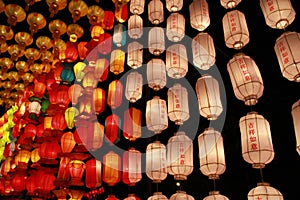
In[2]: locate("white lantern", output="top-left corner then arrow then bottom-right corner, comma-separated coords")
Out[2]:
227,53 -> 264,106
195,75 -> 223,120
274,31 -> 300,82
28,101 -> 41,115
130,0 -> 145,15
170,191 -> 195,200
198,128 -> 226,179
146,141 -> 168,183
166,44 -> 188,79
122,148 -> 142,186
147,58 -> 167,91
292,99 -> 300,155
167,84 -> 190,125
128,15 -> 143,39
166,13 -> 185,42
167,132 -> 193,180
248,183 -> 284,200
189,0 -> 210,31
203,191 -> 229,200
127,41 -> 143,69
148,192 -> 168,200
166,0 -> 183,12
260,0 -> 296,29
146,96 -> 168,134
239,112 -> 275,168
192,32 -> 216,70
110,49 -> 125,75
148,0 -> 164,25
220,0 -> 242,9
113,23 -> 126,47
125,71 -> 143,103
222,10 -> 249,49
148,27 -> 165,56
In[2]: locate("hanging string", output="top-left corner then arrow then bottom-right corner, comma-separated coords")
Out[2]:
156,182 -> 159,192
259,167 -> 265,183
213,179 -> 216,191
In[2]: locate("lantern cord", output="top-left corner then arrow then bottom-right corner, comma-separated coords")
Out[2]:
156,183 -> 159,192
213,179 -> 216,191
259,167 -> 265,183
110,187 -> 113,195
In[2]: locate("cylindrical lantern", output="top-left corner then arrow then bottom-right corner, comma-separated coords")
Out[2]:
167,84 -> 190,125
292,99 -> 300,155
85,159 -> 102,189
28,101 -> 41,116
93,88 -> 106,115
222,10 -> 249,49
113,23 -> 126,47
170,191 -> 195,200
167,132 -> 193,180
189,0 -> 210,31
68,160 -> 85,186
95,58 -> 109,82
128,15 -> 143,39
147,59 -> 167,91
195,75 -> 223,120
148,0 -> 164,25
110,49 -> 125,75
192,32 -> 216,70
102,11 -> 115,30
240,112 -> 275,168
248,182 -> 284,200
203,191 -> 229,200
260,0 -> 296,29
15,150 -> 31,169
166,44 -> 188,79
107,80 -> 123,109
220,0 -> 242,9
103,151 -> 121,186
123,107 -> 142,141
56,157 -> 71,183
227,53 -> 264,106
146,141 -> 167,183
166,13 -> 185,42
148,192 -> 168,200
166,0 -> 183,12
130,0 -> 145,14
97,32 -> 113,55
198,128 -> 226,179
146,96 -> 168,134
115,3 -> 129,23
127,41 -> 143,69
148,27 -> 165,56
125,71 -> 143,103
122,148 -> 142,186
105,114 -> 121,144
274,31 -> 300,82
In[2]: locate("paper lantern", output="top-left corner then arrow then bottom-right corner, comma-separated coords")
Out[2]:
147,58 -> 167,91
292,99 -> 300,155
55,85 -> 70,108
148,27 -> 165,56
102,11 -> 115,30
82,71 -> 98,94
125,71 -> 143,103
93,88 -> 106,115
122,148 -> 142,186
146,141 -> 167,183
60,132 -> 76,154
115,3 -> 129,23
198,128 -> 226,179
11,174 -> 27,192
91,25 -> 104,41
195,75 -> 223,120
105,114 -> 121,144
106,194 -> 120,200
125,194 -> 141,200
248,182 -> 283,200
90,121 -> 104,151
102,151 -> 121,186
220,0 -> 242,9
130,0 -> 145,14
227,53 -> 264,106
148,0 -> 164,25
67,189 -> 85,200
51,112 -> 67,131
260,0 -> 295,29
222,10 -> 249,49
28,101 -> 41,116
166,13 -> 185,42
64,107 -> 79,129
113,23 -> 126,47
203,191 -> 229,200
170,191 -> 195,200
167,132 -> 193,180
38,142 -> 61,164
74,119 -> 93,150
107,80 -> 123,109
240,112 -> 274,168
34,81 -> 46,98
166,44 -> 188,79
73,61 -> 86,82
56,157 -> 71,184
68,160 -> 85,186
68,84 -> 83,105
15,150 -> 31,169
30,148 -> 40,166
110,49 -> 125,75
5,4 -> 26,26
85,159 -> 102,189
127,41 -> 143,69
97,32 -> 113,55
166,0 -> 183,12
87,5 -> 104,25
123,107 -> 142,141
68,0 -> 88,23
189,0 -> 210,31
128,14 -> 143,39
274,31 -> 300,82
95,58 -> 109,82
148,192 -> 168,200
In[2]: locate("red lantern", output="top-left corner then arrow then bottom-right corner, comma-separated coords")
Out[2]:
85,158 -> 102,189
122,148 -> 142,186
106,194 -> 120,200
56,157 -> 71,185
34,171 -> 56,197
103,151 -> 121,186
123,107 -> 142,141
53,64 -> 63,84
115,3 -> 129,23
55,85 -> 70,108
107,80 -> 123,109
33,81 -> 46,98
97,32 -> 112,55
68,160 -> 85,186
102,11 -> 115,30
64,41 -> 78,62
77,41 -> 88,60
105,114 -> 121,145
23,123 -> 36,139
26,176 -> 37,196
38,142 -> 61,164
11,174 -> 27,192
74,119 -> 93,152
51,111 -> 67,131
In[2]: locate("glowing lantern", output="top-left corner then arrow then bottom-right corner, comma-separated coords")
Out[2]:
36,36 -> 52,53
87,5 -> 104,25
203,191 -> 229,200
65,107 -> 79,129
44,116 -> 53,131
148,192 -> 168,200
122,148 -> 142,186
90,121 -> 104,151
248,183 -> 283,200
274,31 -> 300,82
166,0 -> 183,12
123,107 -> 142,141
221,0 -> 242,9
166,44 -> 188,79
102,11 -> 115,30
189,0 -> 210,31
222,10 -> 249,49
147,58 -> 167,91
292,99 -> 300,155
27,12 -> 46,36
146,141 -> 167,183
4,4 -> 26,26
28,101 -> 41,116
110,49 -> 125,75
85,159 -> 102,189
227,53 -> 264,106
148,27 -> 165,56
91,25 -> 104,41
64,41 -> 79,62
15,150 -> 31,169
26,176 -> 37,196
38,142 -> 61,164
113,23 -> 126,47
170,191 -> 195,200
68,160 -> 85,186
115,3 -> 129,23
8,44 -> 24,61
192,32 -> 216,70
125,194 -> 141,200
67,189 -> 85,200
128,14 -> 143,39
78,95 -> 94,119
46,0 -> 67,18
73,62 -> 86,82
93,88 -> 105,115
105,114 -> 121,144
148,0 -> 164,25
48,19 -> 67,41
240,112 -> 274,168
67,24 -> 84,43
260,0 -> 295,29
167,13 -> 185,42
103,151 -> 121,186
95,58 -> 109,82
53,189 -> 68,200
198,128 -> 226,179
11,174 -> 27,192
51,112 -> 67,131
25,48 -> 40,66
68,0 -> 88,23
68,84 -> 83,105
195,75 -> 223,120
107,80 -> 123,109
106,194 -> 120,200
125,71 -> 143,103
130,0 -> 145,14
61,132 -> 76,154
127,41 -> 143,69
30,148 -> 40,167
82,71 -> 98,94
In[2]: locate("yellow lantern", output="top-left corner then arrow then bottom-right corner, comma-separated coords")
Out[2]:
166,13 -> 185,42
127,41 -> 143,69
130,0 -> 145,14
8,44 -> 24,61
166,0 -> 183,12
110,49 -> 125,75
46,0 -> 67,18
15,150 -> 31,169
147,58 -> 166,91
148,0 -> 164,25
5,4 -> 26,26
67,24 -> 84,43
103,151 -> 121,186
27,12 -> 47,35
73,61 -> 86,82
68,0 -> 88,23
48,19 -> 67,41
91,25 -> 104,41
64,107 -> 79,129
220,0 -> 242,9
36,36 -> 52,53
107,80 -> 123,109
128,14 -> 143,39
67,189 -> 85,200
30,148 -> 40,166
189,0 -> 210,31
87,5 -> 104,25
25,48 -> 40,65
82,71 -> 98,93
166,44 -> 188,79
0,57 -> 14,73
148,27 -> 165,56
292,99 -> 300,155
0,25 -> 14,45
125,71 -> 143,103
14,32 -> 33,51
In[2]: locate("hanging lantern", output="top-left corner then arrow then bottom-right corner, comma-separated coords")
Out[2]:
93,88 -> 106,115
122,148 -> 142,186
60,132 -> 76,154
4,4 -> 26,26
34,81 -> 46,99
198,128 -> 226,179
25,48 -> 40,66
106,194 -> 120,200
170,191 -> 195,200
274,31 -> 300,82
87,5 -> 104,25
105,114 -> 121,144
67,24 -> 84,43
48,19 -> 67,41
123,107 -> 142,141
73,119 -> 92,151
115,3 -> 129,23
28,101 -> 41,117
148,192 -> 168,200
248,182 -> 283,200
77,95 -> 94,119
167,132 -> 193,180
240,112 -> 274,168
166,13 -> 185,42
113,23 -> 126,47
125,71 -> 143,103
292,99 -> 300,155
82,71 -> 98,94
192,32 -> 216,70
166,0 -> 183,12
27,12 -> 46,36
0,25 -> 14,46
68,160 -> 85,186
108,80 -> 123,109
51,112 -> 67,131
36,36 -> 52,53
8,44 -> 24,61
46,0 -> 67,18
203,191 -> 229,200
146,96 -> 168,134
38,142 -> 61,164
102,151 -> 121,186
167,84 -> 190,125
130,0 -> 145,14
189,0 -> 210,31
110,49 -> 125,75
125,194 -> 141,200
85,159 -> 102,189
65,107 -> 79,129
166,44 -> 188,79
146,141 -> 168,183
148,0 -> 164,24
91,24 -> 104,42
127,41 -> 143,69
260,0 -> 295,29
52,189 -> 68,200
11,174 -> 27,192
68,84 -> 83,105
147,58 -> 166,91
227,53 -> 264,106
195,75 -> 223,120
102,11 -> 115,30
148,27 -> 165,56
95,58 -> 109,82
73,61 -> 86,82
68,0 -> 88,23
128,14 -> 143,39
220,0 -> 242,9
222,10 -> 249,49
67,189 -> 85,200
30,148 -> 40,168
15,150 -> 31,170
89,121 -> 104,151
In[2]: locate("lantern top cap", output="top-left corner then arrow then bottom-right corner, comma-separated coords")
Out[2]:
176,190 -> 186,194
205,127 -> 215,131
257,182 -> 270,186
247,111 -> 258,115
175,131 -> 186,136
153,192 -> 163,195
153,140 -> 161,144
209,191 -> 220,195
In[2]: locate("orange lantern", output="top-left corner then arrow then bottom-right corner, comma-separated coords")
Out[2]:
68,84 -> 83,105
122,148 -> 142,186
115,3 -> 129,23
87,5 -> 104,25
65,107 -> 79,129
123,107 -> 142,141
46,0 -> 67,18
64,41 -> 79,62
4,4 -> 26,26
68,160 -> 85,186
107,80 -> 123,109
102,11 -> 115,30
67,24 -> 84,43
30,148 -> 40,168
61,132 -> 76,154
85,158 -> 102,189
105,114 -> 121,144
93,88 -> 106,115
15,150 -> 31,170
48,19 -> 67,41
15,32 -> 33,50
95,58 -> 109,82
36,36 -> 52,53
102,151 -> 121,186
110,49 -> 125,75
89,121 -> 104,151
68,0 -> 88,23
27,12 -> 46,36
78,95 -> 94,119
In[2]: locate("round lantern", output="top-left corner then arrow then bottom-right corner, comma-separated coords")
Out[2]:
51,111 -> 67,131
11,174 -> 27,192
167,132 -> 193,180
166,13 -> 185,42
166,0 -> 183,12
93,88 -> 105,115
130,0 -> 145,14
198,128 -> 226,179
128,14 -> 143,39
167,84 -> 190,125
60,132 -> 76,154
110,49 -> 125,75
38,142 -> 61,164
91,25 -> 104,41
68,160 -> 85,186
239,112 -> 274,168
292,99 -> 300,155
195,75 -> 223,120
123,107 -> 142,141
105,114 -> 121,144
170,191 -> 195,200
34,81 -> 46,98
148,192 -> 168,200
260,0 -> 295,29
148,27 -> 165,56
107,80 -> 123,109
220,0 -> 242,9
227,53 -> 264,106
85,159 -> 102,189
106,194 -> 120,200
192,32 -> 216,70
147,59 -> 167,91
189,0 -> 210,31
113,23 -> 126,47
122,148 -> 142,186
222,10 -> 249,49
166,44 -> 188,79
73,62 -> 86,82
125,194 -> 141,200
203,191 -> 229,200
103,151 -> 121,186
274,31 -> 300,82
248,182 -> 283,200
146,96 -> 168,134
148,0 -> 164,25
15,150 -> 31,169
127,41 -> 143,69
125,71 -> 143,103
146,141 -> 167,183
